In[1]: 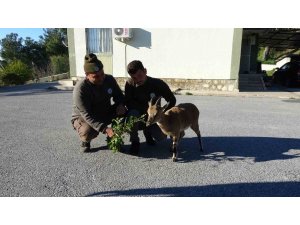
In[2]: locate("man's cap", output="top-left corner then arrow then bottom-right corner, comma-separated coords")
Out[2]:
84,53 -> 103,73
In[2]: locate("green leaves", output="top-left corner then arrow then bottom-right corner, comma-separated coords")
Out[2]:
107,115 -> 146,153
0,33 -> 23,63
0,29 -> 68,84
41,28 -> 68,56
0,60 -> 33,85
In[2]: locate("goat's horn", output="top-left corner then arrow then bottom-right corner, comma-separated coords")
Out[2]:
155,96 -> 162,106
149,97 -> 155,106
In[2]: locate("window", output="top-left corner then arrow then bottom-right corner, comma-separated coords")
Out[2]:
86,28 -> 112,54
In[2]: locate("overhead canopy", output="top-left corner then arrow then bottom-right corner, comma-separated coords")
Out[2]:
243,28 -> 300,50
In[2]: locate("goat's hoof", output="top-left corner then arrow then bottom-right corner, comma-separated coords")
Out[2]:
172,157 -> 177,162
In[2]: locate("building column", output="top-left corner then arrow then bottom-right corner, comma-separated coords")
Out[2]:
230,28 -> 243,79
67,28 -> 87,78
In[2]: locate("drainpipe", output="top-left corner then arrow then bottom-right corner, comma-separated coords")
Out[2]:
122,38 -> 129,77
125,41 -> 128,77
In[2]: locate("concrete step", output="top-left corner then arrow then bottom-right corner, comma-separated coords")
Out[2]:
239,81 -> 264,85
239,83 -> 265,88
239,89 -> 265,92
239,81 -> 264,84
239,78 -> 263,82
239,73 -> 266,91
239,80 -> 263,83
239,73 -> 263,77
58,79 -> 75,87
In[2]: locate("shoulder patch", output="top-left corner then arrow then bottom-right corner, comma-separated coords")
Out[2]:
150,92 -> 156,99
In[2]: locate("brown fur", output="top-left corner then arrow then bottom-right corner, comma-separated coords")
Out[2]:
147,98 -> 203,162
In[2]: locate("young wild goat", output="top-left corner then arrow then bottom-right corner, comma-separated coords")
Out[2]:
146,97 -> 203,162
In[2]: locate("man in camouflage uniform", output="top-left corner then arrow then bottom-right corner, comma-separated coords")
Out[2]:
125,60 -> 176,156
72,53 -> 126,152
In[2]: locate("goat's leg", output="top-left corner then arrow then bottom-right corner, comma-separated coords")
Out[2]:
191,124 -> 204,152
169,136 -> 173,152
171,136 -> 179,162
197,131 -> 204,152
169,133 -> 185,153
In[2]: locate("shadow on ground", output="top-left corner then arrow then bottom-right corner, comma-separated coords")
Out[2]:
131,136 -> 300,163
83,145 -> 109,153
86,181 -> 300,197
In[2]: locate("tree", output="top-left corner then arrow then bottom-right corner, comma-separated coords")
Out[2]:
40,29 -> 69,75
0,33 -> 49,69
0,33 -> 23,63
22,37 -> 49,69
0,29 -> 69,85
41,28 -> 68,56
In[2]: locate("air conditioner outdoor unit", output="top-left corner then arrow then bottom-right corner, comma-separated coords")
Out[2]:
113,28 -> 133,39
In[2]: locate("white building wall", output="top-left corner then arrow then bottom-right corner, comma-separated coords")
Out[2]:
112,28 -> 238,79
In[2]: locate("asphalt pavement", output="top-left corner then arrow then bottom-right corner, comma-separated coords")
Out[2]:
0,82 -> 299,196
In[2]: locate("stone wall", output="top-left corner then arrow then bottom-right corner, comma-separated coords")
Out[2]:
26,73 -> 70,84
115,77 -> 238,92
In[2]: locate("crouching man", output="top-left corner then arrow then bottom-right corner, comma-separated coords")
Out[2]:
125,60 -> 176,156
71,53 -> 127,152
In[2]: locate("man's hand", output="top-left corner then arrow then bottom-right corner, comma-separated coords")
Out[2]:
105,127 -> 114,138
116,104 -> 127,116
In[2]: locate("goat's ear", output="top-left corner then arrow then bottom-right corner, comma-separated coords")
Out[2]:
162,102 -> 170,112
155,96 -> 162,106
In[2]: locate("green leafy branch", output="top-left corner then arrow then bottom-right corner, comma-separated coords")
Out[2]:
107,114 -> 146,153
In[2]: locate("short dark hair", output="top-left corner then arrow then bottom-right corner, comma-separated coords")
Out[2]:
127,60 -> 145,75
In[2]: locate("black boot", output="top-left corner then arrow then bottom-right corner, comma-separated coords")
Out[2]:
145,134 -> 156,146
129,141 -> 140,156
80,141 -> 90,152
143,129 -> 156,146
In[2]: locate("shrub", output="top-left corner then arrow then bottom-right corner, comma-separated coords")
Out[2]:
32,63 -> 53,79
0,69 -> 4,86
0,60 -> 32,85
50,55 -> 69,75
